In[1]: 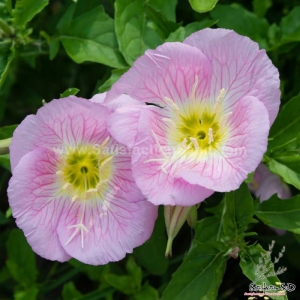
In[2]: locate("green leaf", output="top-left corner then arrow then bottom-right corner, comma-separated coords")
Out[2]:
268,93 -> 300,150
12,0 -> 49,29
105,274 -> 136,295
255,194 -> 300,231
166,19 -> 217,42
6,229 -> 37,288
280,6 -> 300,44
161,242 -> 226,300
189,0 -> 218,13
267,159 -> 300,190
240,244 -> 288,300
0,124 -> 17,139
115,0 -> 163,66
60,88 -> 80,98
252,0 -> 272,17
210,4 -> 269,48
126,257 -> 142,292
134,282 -> 158,300
62,282 -> 82,300
98,68 -> 129,93
0,40 -> 15,88
144,4 -> 180,39
244,172 -> 254,184
134,207 -> 168,276
56,4 -> 126,69
0,154 -> 10,171
223,183 -> 255,237
146,0 -> 178,22
14,287 -> 39,300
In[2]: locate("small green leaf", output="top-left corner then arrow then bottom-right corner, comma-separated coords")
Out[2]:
240,244 -> 288,300
268,93 -> 300,150
12,0 -> 49,29
255,194 -> 300,231
60,88 -> 80,98
252,0 -> 272,17
62,282 -> 82,300
0,124 -> 17,139
0,154 -> 10,171
134,282 -> 158,300
98,68 -> 129,93
14,287 -> 39,300
244,172 -> 254,184
189,0 -> 219,13
126,257 -> 142,291
6,229 -> 37,288
223,183 -> 255,237
161,242 -> 226,300
0,41 -> 15,88
210,4 -> 269,48
144,4 -> 180,39
280,6 -> 300,44
56,4 -> 126,68
267,159 -> 300,190
146,0 -> 177,22
105,274 -> 136,295
134,207 -> 168,276
166,19 -> 217,42
115,0 -> 163,66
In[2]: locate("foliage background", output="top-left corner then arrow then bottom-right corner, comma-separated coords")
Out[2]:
0,0 -> 300,299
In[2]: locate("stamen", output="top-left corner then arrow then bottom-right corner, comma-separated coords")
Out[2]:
190,137 -> 200,151
63,183 -> 72,190
86,188 -> 98,194
190,75 -> 199,101
215,88 -> 226,113
56,170 -> 63,175
219,111 -> 233,124
151,130 -> 168,159
162,118 -> 176,128
101,156 -> 113,168
143,158 -> 165,163
100,136 -> 110,149
164,97 -> 180,112
96,179 -> 109,189
208,128 -> 214,144
182,138 -> 187,149
71,195 -> 78,202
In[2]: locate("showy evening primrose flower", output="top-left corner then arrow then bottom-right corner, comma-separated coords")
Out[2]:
8,96 -> 157,265
104,29 -> 280,206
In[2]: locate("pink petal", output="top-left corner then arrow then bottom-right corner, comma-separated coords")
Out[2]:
249,163 -> 291,201
184,28 -> 280,125
8,147 -> 71,262
105,42 -> 212,108
10,96 -> 110,171
174,96 -> 270,191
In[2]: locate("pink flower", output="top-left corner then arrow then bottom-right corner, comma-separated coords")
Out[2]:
103,29 -> 279,206
249,163 -> 291,201
8,96 -> 157,265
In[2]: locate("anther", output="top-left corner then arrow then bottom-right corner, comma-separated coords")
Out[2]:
215,88 -> 226,113
100,156 -> 113,168
71,195 -> 78,202
63,183 -> 72,190
56,170 -> 63,175
208,128 -> 214,144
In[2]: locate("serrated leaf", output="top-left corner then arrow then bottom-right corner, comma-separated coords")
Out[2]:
12,0 -> 49,29
115,0 -> 163,66
6,229 -> 37,288
240,244 -> 288,300
255,194 -> 300,231
267,159 -> 300,190
268,93 -> 300,150
166,19 -> 217,42
134,207 -> 168,276
60,88 -> 80,98
189,0 -> 218,13
161,242 -> 226,300
98,68 -> 129,93
210,4 -> 269,49
56,4 -> 126,68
